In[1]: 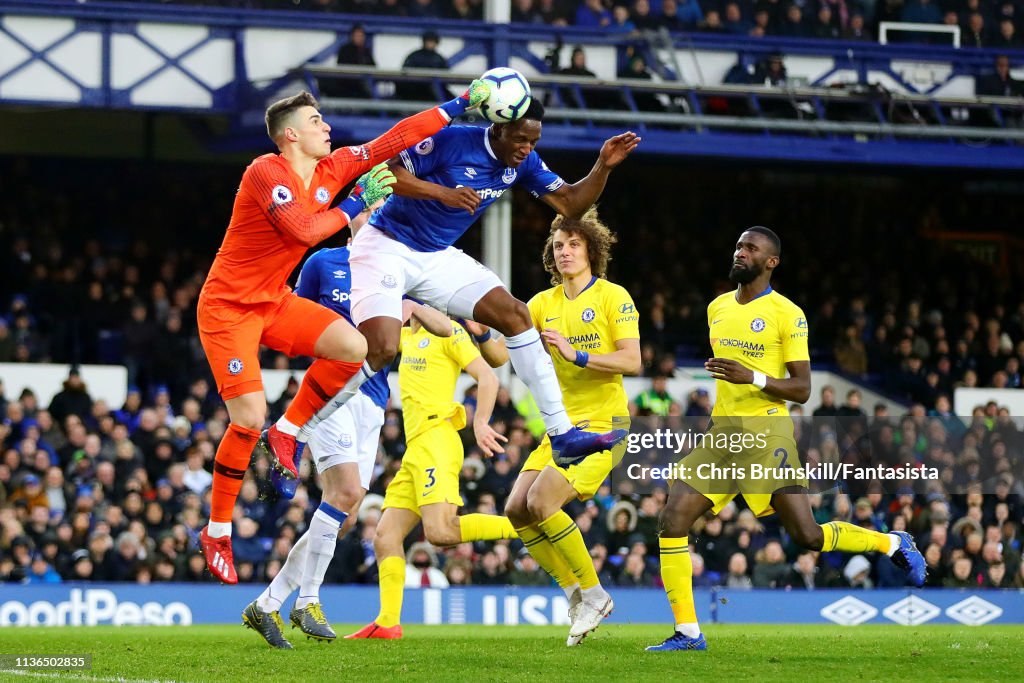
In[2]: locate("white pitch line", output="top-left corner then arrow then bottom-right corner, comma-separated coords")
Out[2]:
0,669 -> 181,683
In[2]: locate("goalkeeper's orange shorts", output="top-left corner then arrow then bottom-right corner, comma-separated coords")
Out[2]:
197,293 -> 342,400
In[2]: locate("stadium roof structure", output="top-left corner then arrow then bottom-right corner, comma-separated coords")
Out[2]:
2,0 -> 1024,168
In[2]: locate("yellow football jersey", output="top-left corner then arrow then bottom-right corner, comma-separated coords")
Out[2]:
707,287 -> 809,417
528,277 -> 639,430
399,321 -> 481,441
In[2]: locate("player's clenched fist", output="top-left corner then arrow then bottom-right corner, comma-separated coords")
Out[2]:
464,79 -> 493,110
353,162 -> 397,207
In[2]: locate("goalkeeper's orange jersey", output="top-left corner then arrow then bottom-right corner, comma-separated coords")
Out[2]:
201,107 -> 449,306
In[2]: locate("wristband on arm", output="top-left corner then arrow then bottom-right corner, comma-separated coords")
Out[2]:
337,194 -> 366,221
751,371 -> 768,390
574,350 -> 590,368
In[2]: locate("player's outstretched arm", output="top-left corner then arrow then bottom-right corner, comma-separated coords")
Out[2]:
248,163 -> 361,246
341,79 -> 493,172
541,329 -> 642,376
705,358 -> 812,404
540,132 -> 641,219
462,319 -> 509,368
464,357 -> 508,457
386,160 -> 482,214
401,300 -> 453,337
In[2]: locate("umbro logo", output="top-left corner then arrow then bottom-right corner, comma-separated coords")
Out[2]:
464,167 -> 477,178
333,270 -> 346,279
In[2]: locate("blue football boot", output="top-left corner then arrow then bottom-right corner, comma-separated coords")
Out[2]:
550,425 -> 628,467
646,632 -> 708,651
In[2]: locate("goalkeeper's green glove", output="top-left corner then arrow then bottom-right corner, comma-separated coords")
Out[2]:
339,163 -> 396,218
438,79 -> 493,119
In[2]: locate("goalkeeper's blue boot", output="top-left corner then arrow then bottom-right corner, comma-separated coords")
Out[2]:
890,531 -> 927,587
550,426 -> 628,467
646,632 -> 707,652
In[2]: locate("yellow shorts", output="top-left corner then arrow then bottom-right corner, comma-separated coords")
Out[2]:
676,416 -> 806,517
522,431 -> 626,501
383,422 -> 464,515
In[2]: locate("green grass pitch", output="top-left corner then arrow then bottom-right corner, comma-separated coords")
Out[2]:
0,624 -> 1020,682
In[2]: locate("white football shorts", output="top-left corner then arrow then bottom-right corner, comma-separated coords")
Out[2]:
308,391 -> 384,490
349,224 -> 505,324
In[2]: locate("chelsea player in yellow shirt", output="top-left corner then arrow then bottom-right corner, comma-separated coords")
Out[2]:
504,207 -> 641,647
648,227 -> 925,652
347,317 -> 514,640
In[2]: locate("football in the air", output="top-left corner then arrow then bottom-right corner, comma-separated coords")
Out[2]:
478,67 -> 532,124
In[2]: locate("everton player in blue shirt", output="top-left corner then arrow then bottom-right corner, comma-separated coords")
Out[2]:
279,99 -> 640,469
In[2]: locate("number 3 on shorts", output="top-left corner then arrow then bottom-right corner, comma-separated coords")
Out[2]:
424,467 -> 436,489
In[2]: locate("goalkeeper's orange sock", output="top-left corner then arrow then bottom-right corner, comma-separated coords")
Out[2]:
375,555 -> 405,628
820,522 -> 896,554
208,423 -> 260,531
281,359 -> 363,432
660,537 -> 700,637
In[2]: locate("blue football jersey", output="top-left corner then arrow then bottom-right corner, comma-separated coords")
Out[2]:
370,125 -> 565,252
293,247 -> 390,410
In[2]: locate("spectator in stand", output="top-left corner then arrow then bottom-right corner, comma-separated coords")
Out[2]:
752,540 -> 790,587
778,5 -> 810,37
631,375 -> 681,416
702,9 -> 725,31
631,0 -> 661,30
448,0 -> 482,20
812,5 -> 840,39
963,13 -> 986,48
49,368 -> 93,426
618,54 -> 664,111
662,0 -> 703,31
725,552 -> 753,589
723,2 -> 753,33
512,0 -> 546,23
812,385 -> 838,417
610,4 -> 638,34
405,543 -> 448,588
901,0 -> 942,25
993,19 -> 1021,49
575,0 -> 612,27
835,324 -> 868,376
395,31 -> 449,101
509,548 -> 550,586
537,0 -> 571,24
325,23 -> 376,100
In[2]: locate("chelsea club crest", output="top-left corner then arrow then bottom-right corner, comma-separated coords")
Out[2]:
751,318 -> 766,332
315,187 -> 330,204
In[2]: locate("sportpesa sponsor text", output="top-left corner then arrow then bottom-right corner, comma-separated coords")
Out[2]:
1,589 -> 192,626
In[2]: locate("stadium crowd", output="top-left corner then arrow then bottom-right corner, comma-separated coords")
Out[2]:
0,155 -> 1022,591
0,358 -> 1021,590
103,0 -> 1024,47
